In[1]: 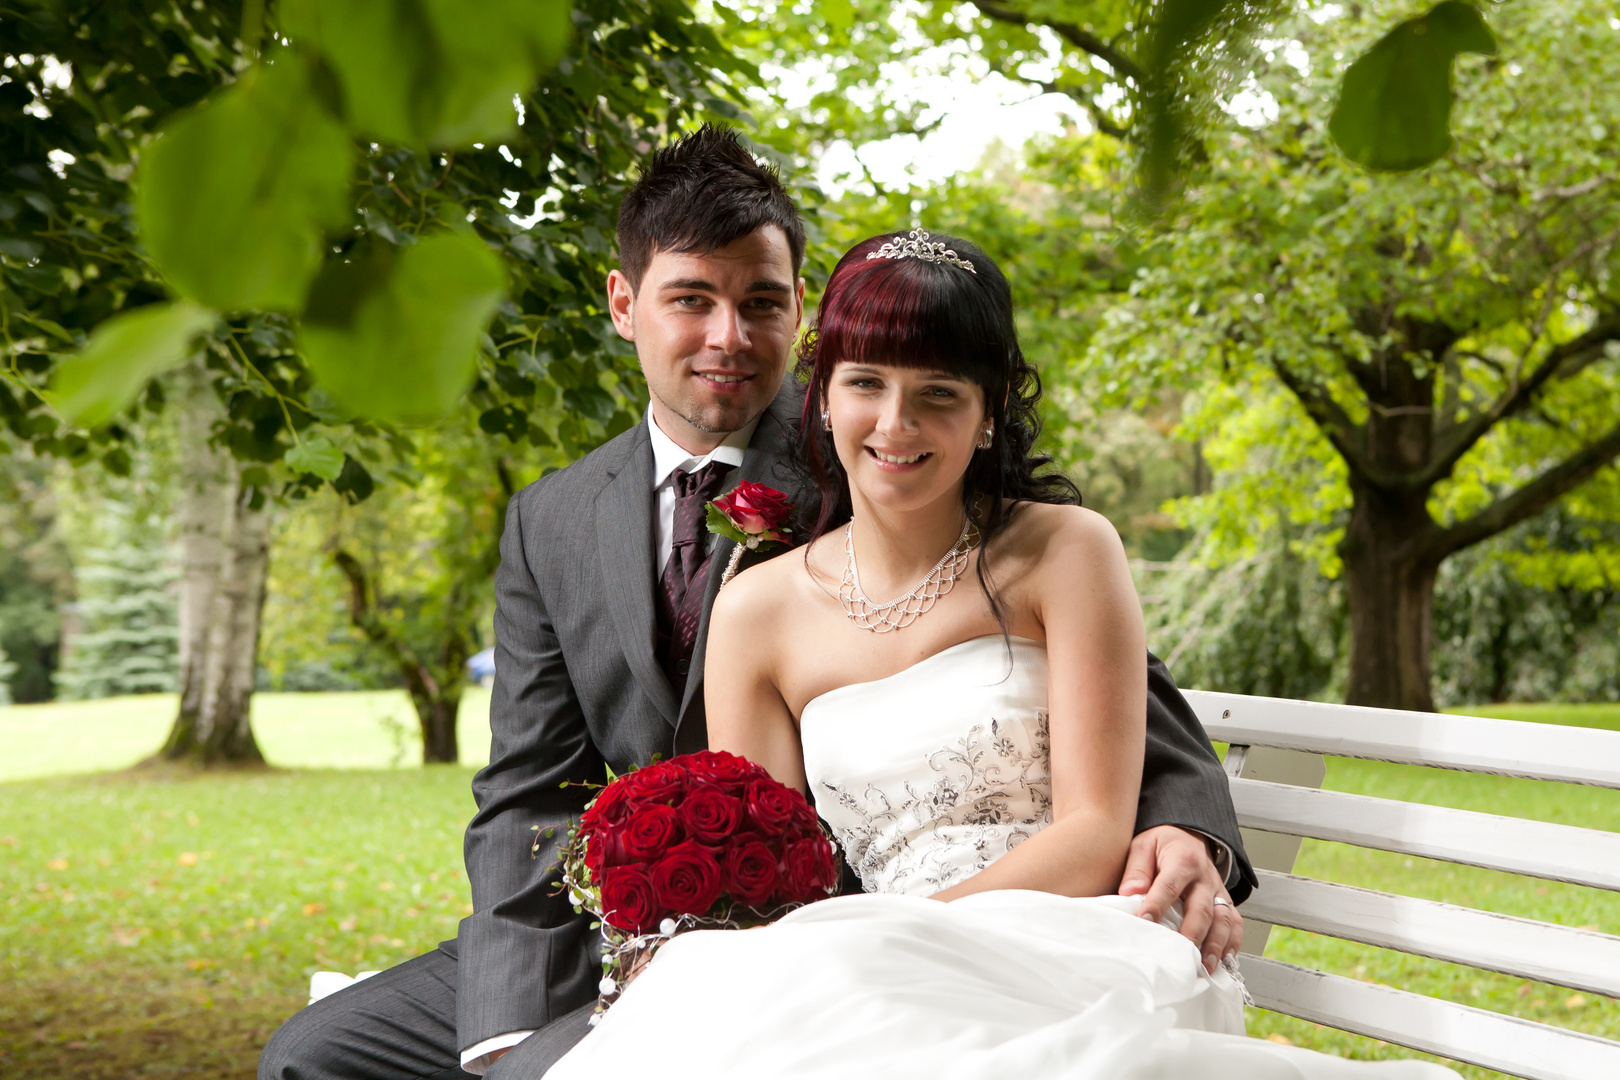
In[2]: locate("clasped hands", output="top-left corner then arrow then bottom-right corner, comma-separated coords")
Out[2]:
1120,824 -> 1243,974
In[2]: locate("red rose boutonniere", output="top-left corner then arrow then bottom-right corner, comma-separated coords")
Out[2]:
706,481 -> 794,587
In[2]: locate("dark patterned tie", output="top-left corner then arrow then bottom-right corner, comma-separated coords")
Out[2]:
656,461 -> 731,692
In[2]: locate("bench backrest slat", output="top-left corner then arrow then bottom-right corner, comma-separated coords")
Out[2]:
1230,777 -> 1620,891
1188,690 -> 1620,788
1189,688 -> 1620,1076
1242,869 -> 1620,999
1240,956 -> 1620,1080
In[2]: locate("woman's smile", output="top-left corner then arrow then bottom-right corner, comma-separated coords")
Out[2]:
865,446 -> 933,470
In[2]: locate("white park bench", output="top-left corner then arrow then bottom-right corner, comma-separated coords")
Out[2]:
1186,691 -> 1620,1080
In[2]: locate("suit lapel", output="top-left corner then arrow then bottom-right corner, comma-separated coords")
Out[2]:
678,381 -> 806,725
595,426 -> 682,727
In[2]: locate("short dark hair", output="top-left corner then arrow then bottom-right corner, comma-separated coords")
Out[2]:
616,124 -> 805,290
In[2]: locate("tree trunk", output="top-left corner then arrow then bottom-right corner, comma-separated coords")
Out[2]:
332,549 -> 465,765
198,494 -> 270,762
164,361 -> 230,758
1339,478 -> 1443,711
415,694 -> 461,764
161,361 -> 268,764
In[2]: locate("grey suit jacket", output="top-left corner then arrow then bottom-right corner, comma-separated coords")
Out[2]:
451,380 -> 1252,1050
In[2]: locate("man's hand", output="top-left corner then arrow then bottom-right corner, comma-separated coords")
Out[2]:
1119,824 -> 1242,973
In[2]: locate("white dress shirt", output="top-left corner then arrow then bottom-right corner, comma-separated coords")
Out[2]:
647,408 -> 759,575
459,410 -> 758,1075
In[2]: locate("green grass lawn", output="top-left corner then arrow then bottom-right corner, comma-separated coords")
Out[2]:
0,688 -> 494,782
2,696 -> 1617,1078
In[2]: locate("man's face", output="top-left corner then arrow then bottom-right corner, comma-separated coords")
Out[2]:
607,225 -> 804,454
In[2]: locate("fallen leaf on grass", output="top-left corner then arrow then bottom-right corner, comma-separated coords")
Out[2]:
2,835 -> 16,846
186,959 -> 213,971
177,852 -> 198,867
1565,994 -> 1587,1010
303,903 -> 327,916
1265,1034 -> 1294,1046
339,918 -> 358,932
47,858 -> 68,871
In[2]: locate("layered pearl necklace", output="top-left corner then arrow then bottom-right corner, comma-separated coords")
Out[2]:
839,517 -> 977,633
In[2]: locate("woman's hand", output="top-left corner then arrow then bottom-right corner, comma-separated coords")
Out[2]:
1119,824 -> 1244,973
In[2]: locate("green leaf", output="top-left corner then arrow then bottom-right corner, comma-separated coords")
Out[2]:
822,0 -> 854,31
135,53 -> 354,311
1329,1 -> 1498,172
284,435 -> 346,480
48,302 -> 216,427
300,231 -> 505,423
281,0 -> 572,147
705,502 -> 750,546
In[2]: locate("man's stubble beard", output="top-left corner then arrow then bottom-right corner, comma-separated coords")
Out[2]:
652,385 -> 770,437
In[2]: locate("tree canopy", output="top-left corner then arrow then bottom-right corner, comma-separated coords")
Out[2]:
1089,0 -> 1620,708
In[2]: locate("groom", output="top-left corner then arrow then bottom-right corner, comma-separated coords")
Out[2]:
260,126 -> 1254,1080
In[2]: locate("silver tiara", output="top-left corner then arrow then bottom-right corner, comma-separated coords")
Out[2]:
865,228 -> 976,274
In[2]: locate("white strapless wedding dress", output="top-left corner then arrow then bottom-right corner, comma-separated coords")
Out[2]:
545,637 -> 1454,1079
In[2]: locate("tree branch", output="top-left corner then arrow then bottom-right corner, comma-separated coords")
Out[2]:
973,0 -> 1146,85
1434,421 -> 1620,558
980,57 -> 1130,139
332,549 -> 440,701
1421,314 -> 1620,489
1270,360 -> 1376,479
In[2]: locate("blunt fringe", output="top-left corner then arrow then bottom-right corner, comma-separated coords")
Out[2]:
616,124 -> 806,290
793,231 -> 1081,631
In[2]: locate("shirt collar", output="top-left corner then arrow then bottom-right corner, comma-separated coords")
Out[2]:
647,408 -> 760,491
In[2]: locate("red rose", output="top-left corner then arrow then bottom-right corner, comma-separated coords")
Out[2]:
743,778 -> 800,836
649,841 -> 724,916
621,804 -> 684,861
626,761 -> 685,808
712,482 -> 793,544
782,837 -> 839,898
586,825 -> 630,871
599,866 -> 663,933
580,779 -> 633,830
723,839 -> 780,908
786,797 -> 821,835
682,750 -> 765,794
682,788 -> 743,843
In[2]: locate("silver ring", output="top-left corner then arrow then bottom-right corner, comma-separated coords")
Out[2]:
1212,897 -> 1232,909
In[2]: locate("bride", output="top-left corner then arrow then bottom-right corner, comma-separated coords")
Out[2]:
543,231 -> 1454,1079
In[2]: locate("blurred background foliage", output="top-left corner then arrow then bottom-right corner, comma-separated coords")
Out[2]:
1,0 -> 1617,727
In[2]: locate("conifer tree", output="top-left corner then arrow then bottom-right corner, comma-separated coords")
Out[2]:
54,503 -> 179,700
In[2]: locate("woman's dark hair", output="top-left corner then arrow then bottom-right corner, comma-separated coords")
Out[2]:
794,230 -> 1080,626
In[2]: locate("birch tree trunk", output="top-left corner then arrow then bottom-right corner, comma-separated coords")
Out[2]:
160,361 -> 268,764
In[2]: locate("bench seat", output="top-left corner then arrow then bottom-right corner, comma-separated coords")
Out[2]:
1187,690 -> 1620,1080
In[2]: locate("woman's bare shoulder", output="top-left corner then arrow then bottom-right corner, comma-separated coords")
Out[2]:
708,542 -> 823,638
1000,502 -> 1125,563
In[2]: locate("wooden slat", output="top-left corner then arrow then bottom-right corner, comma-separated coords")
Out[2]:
1230,777 -> 1620,891
1243,870 -> 1620,998
1189,690 -> 1620,788
1240,955 -> 1620,1080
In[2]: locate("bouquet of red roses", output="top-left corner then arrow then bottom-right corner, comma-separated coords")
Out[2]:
557,750 -> 840,1014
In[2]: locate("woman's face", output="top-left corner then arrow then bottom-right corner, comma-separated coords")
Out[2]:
825,361 -> 988,515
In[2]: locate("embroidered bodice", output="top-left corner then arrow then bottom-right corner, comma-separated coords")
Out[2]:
800,635 -> 1052,897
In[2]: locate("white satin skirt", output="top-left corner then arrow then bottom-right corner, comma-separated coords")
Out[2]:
542,890 -> 1454,1079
